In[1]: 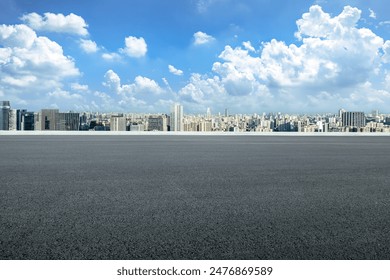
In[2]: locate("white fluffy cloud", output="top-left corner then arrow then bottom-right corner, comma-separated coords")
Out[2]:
242,41 -> 255,52
48,89 -> 82,100
0,24 -> 80,86
168,65 -> 183,76
79,39 -> 98,53
21,12 -> 89,36
103,70 -> 163,96
120,36 -> 147,58
179,74 -> 226,104
193,31 -> 215,45
102,70 -> 165,111
102,52 -> 121,61
0,23 -> 81,108
71,83 -> 89,92
369,8 -> 376,19
179,5 -> 390,112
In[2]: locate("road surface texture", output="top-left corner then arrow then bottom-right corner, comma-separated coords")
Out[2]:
1,135 -> 389,259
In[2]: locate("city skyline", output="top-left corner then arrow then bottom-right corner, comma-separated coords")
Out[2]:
1,1 -> 390,114
3,99 -> 390,133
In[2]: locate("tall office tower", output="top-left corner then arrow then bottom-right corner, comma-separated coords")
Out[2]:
38,109 -> 59,130
110,114 -> 127,131
170,103 -> 183,131
56,112 -> 80,131
339,108 -> 346,118
342,112 -> 366,128
0,101 -> 10,130
148,115 -> 167,131
16,109 -> 27,130
8,109 -> 17,131
22,112 -> 35,130
206,107 -> 211,119
224,108 -> 228,118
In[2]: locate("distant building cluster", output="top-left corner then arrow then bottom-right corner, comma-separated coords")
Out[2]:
1,100 -> 390,133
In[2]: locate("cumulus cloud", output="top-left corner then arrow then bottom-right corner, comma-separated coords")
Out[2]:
103,70 -> 121,93
0,24 -> 80,88
71,83 -> 89,92
242,41 -> 255,52
102,70 -> 167,111
21,12 -> 88,36
179,74 -> 226,104
103,69 -> 163,96
0,23 -> 81,109
168,64 -> 183,76
79,39 -> 98,53
120,36 -> 147,58
369,8 -> 376,19
102,52 -> 121,61
178,5 -> 390,112
48,89 -> 82,100
193,31 -> 215,45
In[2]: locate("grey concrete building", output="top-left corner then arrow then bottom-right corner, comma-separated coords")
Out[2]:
342,112 -> 366,128
148,115 -> 167,131
0,101 -> 10,130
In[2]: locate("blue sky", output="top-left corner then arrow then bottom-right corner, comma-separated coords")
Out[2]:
1,0 -> 390,114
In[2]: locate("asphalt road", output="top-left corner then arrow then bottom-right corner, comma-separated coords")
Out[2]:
1,135 -> 390,259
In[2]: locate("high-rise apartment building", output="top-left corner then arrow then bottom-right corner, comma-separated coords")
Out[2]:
8,109 -> 17,131
148,115 -> 167,131
110,114 -> 127,131
56,112 -> 80,131
34,109 -> 79,130
342,112 -> 366,128
170,103 -> 183,131
0,101 -> 10,130
22,112 -> 35,130
35,109 -> 59,130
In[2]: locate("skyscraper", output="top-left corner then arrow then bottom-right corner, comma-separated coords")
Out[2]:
0,101 -> 10,130
342,112 -> 366,128
36,109 -> 59,130
8,109 -> 17,131
110,114 -> 127,131
16,109 -> 27,130
22,112 -> 35,130
170,103 -> 183,131
56,112 -> 80,131
206,107 -> 211,119
148,115 -> 168,131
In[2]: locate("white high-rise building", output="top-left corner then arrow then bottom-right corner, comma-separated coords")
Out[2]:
206,107 -> 211,119
8,109 -> 17,131
170,103 -> 183,131
110,114 -> 127,131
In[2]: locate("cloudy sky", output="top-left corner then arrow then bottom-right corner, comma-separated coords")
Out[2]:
1,0 -> 390,114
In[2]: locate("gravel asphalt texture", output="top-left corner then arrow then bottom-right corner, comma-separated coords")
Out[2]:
1,135 -> 390,259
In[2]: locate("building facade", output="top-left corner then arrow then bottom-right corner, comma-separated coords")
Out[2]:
35,109 -> 59,130
56,112 -> 80,131
342,112 -> 366,128
22,112 -> 35,130
0,101 -> 10,130
110,114 -> 127,131
148,115 -> 167,131
8,109 -> 17,131
170,103 -> 183,131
